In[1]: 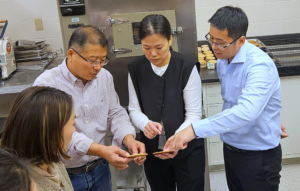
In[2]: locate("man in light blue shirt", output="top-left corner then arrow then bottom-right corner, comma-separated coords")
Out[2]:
165,6 -> 283,191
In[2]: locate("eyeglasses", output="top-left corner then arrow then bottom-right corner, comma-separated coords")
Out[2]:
205,33 -> 241,50
71,48 -> 109,67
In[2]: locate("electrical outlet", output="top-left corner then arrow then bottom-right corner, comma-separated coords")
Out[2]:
35,18 -> 43,31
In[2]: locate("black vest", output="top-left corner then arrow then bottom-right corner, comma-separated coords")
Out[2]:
128,51 -> 204,159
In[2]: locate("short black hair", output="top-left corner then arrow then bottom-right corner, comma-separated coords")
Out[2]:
208,6 -> 248,39
68,25 -> 108,51
0,149 -> 31,191
139,14 -> 171,41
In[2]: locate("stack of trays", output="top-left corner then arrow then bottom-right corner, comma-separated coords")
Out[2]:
198,45 -> 217,69
13,40 -> 57,71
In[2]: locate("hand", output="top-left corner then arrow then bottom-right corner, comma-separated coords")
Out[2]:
103,145 -> 133,170
144,121 -> 163,139
154,150 -> 178,160
123,135 -> 146,165
164,125 -> 196,151
281,123 -> 289,139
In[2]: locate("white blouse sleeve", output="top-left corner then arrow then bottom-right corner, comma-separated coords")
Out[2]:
175,66 -> 202,134
128,73 -> 150,132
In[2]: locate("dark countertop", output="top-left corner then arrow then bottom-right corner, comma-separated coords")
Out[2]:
200,68 -> 219,83
198,33 -> 300,84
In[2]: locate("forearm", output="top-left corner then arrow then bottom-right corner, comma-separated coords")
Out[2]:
129,110 -> 150,131
86,143 -> 108,158
175,116 -> 201,134
122,134 -> 135,148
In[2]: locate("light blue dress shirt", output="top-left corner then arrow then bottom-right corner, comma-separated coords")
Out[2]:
192,41 -> 282,150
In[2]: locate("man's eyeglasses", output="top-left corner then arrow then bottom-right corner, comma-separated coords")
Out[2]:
71,48 -> 109,67
205,33 -> 241,50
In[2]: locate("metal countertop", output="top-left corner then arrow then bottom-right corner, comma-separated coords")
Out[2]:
0,58 -> 64,94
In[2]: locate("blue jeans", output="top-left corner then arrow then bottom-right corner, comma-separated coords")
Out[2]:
68,158 -> 112,191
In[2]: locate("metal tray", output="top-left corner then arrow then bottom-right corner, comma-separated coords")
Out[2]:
14,44 -> 49,59
14,40 -> 46,50
14,40 -> 35,46
247,38 -> 266,48
16,53 -> 57,71
15,54 -> 48,62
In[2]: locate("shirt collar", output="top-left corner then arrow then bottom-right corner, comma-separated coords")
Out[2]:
61,58 -> 79,85
230,40 -> 251,64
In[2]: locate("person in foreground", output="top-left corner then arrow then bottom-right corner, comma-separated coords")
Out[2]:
165,6 -> 283,191
0,149 -> 38,191
1,86 -> 75,191
33,26 -> 146,191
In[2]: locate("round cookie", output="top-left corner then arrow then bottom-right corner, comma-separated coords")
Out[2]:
201,47 -> 210,51
205,53 -> 214,57
207,60 -> 217,64
206,56 -> 215,61
203,51 -> 212,54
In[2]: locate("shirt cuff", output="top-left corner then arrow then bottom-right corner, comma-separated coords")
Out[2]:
140,120 -> 151,132
69,132 -> 94,157
191,118 -> 214,138
113,127 -> 136,148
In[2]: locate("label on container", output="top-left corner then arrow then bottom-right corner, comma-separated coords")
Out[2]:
6,43 -> 11,54
72,18 -> 80,22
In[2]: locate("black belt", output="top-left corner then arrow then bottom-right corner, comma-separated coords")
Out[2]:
225,143 -> 248,153
66,159 -> 99,174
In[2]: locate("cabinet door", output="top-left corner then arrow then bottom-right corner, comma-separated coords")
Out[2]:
207,103 -> 223,116
280,77 -> 300,159
206,84 -> 221,94
209,142 -> 224,165
207,104 -> 222,142
207,93 -> 223,105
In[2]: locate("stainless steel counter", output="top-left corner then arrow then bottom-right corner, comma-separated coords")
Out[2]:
0,58 -> 64,132
0,57 -> 64,94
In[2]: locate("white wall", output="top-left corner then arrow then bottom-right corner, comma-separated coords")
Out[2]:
0,0 -> 64,54
195,0 -> 300,41
0,0 -> 299,52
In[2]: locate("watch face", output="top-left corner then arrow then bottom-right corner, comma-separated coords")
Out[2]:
6,43 -> 11,54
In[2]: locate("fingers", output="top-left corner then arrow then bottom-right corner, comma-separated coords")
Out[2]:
155,153 -> 169,160
281,123 -> 286,132
175,137 -> 188,150
164,151 -> 177,159
130,143 -> 138,155
148,122 -> 161,135
133,142 -> 146,165
144,129 -> 156,139
115,148 -> 130,158
144,122 -> 162,139
134,156 -> 146,165
154,151 -> 177,160
114,162 -> 129,170
180,142 -> 188,150
112,154 -> 133,170
281,132 -> 289,139
153,122 -> 163,132
144,126 -> 156,139
164,136 -> 174,151
280,123 -> 288,139
138,142 -> 146,153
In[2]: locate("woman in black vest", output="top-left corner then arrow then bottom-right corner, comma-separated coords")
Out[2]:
128,14 -> 205,191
